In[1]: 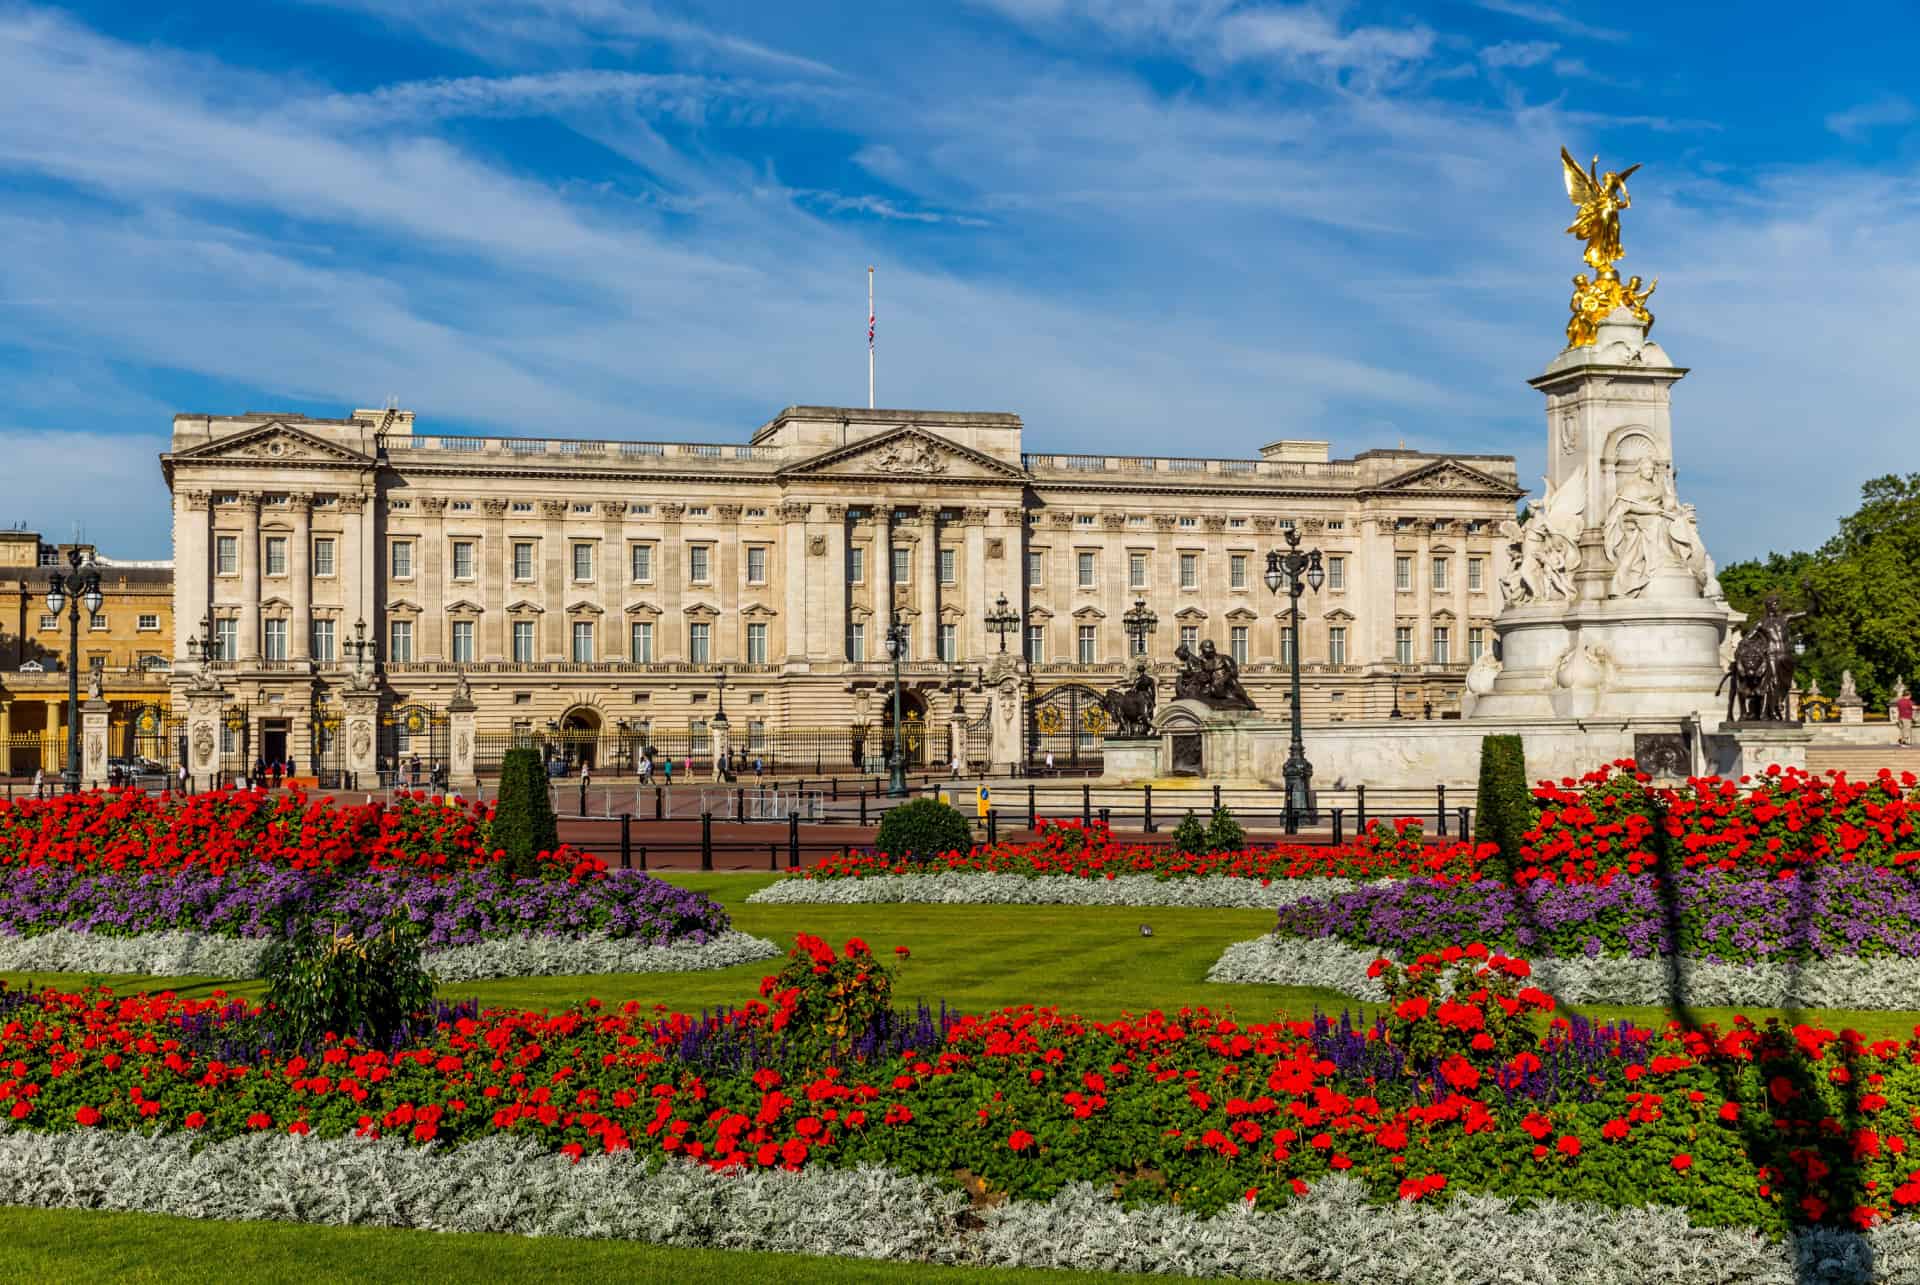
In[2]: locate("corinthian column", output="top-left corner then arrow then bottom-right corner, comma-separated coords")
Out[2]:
289,493 -> 313,662
238,492 -> 262,663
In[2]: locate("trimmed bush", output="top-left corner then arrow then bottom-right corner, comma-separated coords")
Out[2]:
1170,810 -> 1207,856
263,925 -> 435,1050
1473,734 -> 1531,863
492,747 -> 558,880
874,797 -> 973,863
1203,804 -> 1246,854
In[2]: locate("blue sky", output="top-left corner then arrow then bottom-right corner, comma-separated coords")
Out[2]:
0,1 -> 1913,560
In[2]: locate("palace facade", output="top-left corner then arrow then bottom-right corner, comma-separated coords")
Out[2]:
163,405 -> 1521,774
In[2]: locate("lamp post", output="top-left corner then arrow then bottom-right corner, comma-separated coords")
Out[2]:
45,550 -> 103,794
712,666 -> 731,780
882,613 -> 910,797
1121,596 -> 1158,660
1262,529 -> 1324,826
985,592 -> 1020,654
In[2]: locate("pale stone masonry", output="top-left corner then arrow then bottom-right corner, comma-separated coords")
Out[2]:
162,405 -> 1521,768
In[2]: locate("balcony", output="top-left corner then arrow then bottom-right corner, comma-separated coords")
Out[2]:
1022,453 -> 1361,483
383,434 -> 785,471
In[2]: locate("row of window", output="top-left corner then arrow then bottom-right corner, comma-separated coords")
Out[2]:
37,613 -> 161,632
1023,552 -> 1488,594
1394,556 -> 1485,593
1007,623 -> 1487,667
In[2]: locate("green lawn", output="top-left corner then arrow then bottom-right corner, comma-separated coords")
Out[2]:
0,1207 -> 1249,1284
6,871 -> 1918,1041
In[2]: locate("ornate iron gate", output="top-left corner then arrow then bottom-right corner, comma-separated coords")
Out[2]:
379,704 -> 448,787
220,702 -> 252,784
310,694 -> 344,788
1027,683 -> 1106,772
129,703 -> 174,774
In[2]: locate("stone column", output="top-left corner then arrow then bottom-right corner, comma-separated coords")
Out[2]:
659,503 -> 685,660
823,504 -> 848,662
718,505 -> 742,661
709,715 -> 732,782
947,708 -> 967,771
918,510 -> 939,661
541,500 -> 568,659
781,501 -> 810,663
601,502 -> 627,658
873,505 -> 894,635
176,490 -> 212,662
447,687 -> 478,790
81,696 -> 110,789
289,493 -> 313,662
342,687 -> 382,789
482,499 -> 508,661
963,509 -> 989,660
418,496 -> 448,660
238,492 -> 262,662
987,665 -> 1024,772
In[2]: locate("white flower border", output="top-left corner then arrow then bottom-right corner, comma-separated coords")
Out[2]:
1207,934 -> 1920,1010
0,1128 -> 1906,1284
0,929 -> 780,983
747,872 -> 1361,909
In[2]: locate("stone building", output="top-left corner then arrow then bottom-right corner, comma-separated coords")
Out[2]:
162,404 -> 1520,780
0,528 -> 174,774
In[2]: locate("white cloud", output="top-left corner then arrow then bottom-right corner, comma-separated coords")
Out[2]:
1825,95 -> 1916,140
1480,39 -> 1557,69
1472,0 -> 1626,42
0,429 -> 174,558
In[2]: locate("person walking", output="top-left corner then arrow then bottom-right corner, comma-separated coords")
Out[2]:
268,760 -> 282,791
176,761 -> 188,795
409,754 -> 423,789
662,756 -> 673,785
32,768 -> 43,800
1899,689 -> 1915,747
639,752 -> 652,784
1044,749 -> 1055,775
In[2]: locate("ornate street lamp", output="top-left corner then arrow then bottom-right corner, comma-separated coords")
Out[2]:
343,617 -> 377,683
1262,529 -> 1324,828
45,550 -> 103,794
1390,672 -> 1404,719
984,592 -> 1020,654
882,613 -> 910,797
1122,596 -> 1159,660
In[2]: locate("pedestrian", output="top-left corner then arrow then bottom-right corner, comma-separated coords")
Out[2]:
286,755 -> 298,780
32,768 -> 43,800
410,754 -> 423,789
1044,749 -> 1055,775
176,761 -> 188,795
581,761 -> 592,791
269,760 -> 282,790
754,755 -> 764,780
663,757 -> 673,784
684,756 -> 692,779
253,756 -> 266,790
639,753 -> 652,783
950,753 -> 962,780
1899,689 -> 1915,747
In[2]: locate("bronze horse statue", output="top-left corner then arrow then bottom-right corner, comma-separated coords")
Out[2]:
1098,667 -> 1157,738
1718,630 -> 1790,722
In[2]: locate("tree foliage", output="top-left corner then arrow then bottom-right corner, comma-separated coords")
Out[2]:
492,747 -> 559,880
1719,472 -> 1920,708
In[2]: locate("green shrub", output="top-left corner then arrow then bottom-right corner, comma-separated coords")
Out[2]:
492,746 -> 558,880
1170,809 -> 1207,856
263,926 -> 435,1051
767,934 -> 896,1050
1203,804 -> 1246,854
1473,734 -> 1532,862
875,797 -> 974,863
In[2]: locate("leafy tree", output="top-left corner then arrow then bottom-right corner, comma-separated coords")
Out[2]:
492,747 -> 559,880
1719,472 -> 1920,708
1202,804 -> 1246,854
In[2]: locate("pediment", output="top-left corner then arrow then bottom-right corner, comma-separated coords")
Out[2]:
170,421 -> 375,469
683,602 -> 720,620
1173,606 -> 1208,621
779,426 -> 1028,483
1071,605 -> 1106,620
565,600 -> 605,616
258,595 -> 292,612
1224,606 -> 1259,622
506,599 -> 544,614
1323,608 -> 1356,622
740,602 -> 778,619
1026,605 -> 1055,621
1369,459 -> 1519,497
387,598 -> 424,614
625,601 -> 662,618
444,599 -> 483,615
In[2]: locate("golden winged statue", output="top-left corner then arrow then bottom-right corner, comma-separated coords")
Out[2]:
1559,148 -> 1651,347
1561,147 -> 1639,272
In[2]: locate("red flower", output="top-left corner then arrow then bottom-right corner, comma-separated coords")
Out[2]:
1008,1129 -> 1036,1151
73,1105 -> 100,1127
1671,1153 -> 1692,1172
1557,1135 -> 1581,1158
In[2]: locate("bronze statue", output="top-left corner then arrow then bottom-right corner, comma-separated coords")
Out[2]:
1718,593 -> 1810,723
1098,664 -> 1157,738
1174,640 -> 1256,711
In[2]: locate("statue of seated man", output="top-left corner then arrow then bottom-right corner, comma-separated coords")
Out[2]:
1198,639 -> 1254,709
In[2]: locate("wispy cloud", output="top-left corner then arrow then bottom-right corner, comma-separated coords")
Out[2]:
1825,94 -> 1916,140
1481,39 -> 1557,69
1473,0 -> 1627,43
296,70 -> 852,130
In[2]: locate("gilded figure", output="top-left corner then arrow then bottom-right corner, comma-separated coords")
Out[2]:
1561,147 -> 1640,273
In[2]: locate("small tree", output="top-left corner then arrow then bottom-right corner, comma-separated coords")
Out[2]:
492,746 -> 559,880
1170,809 -> 1208,856
1203,804 -> 1246,854
875,797 -> 974,863
1473,734 -> 1532,862
264,926 -> 435,1052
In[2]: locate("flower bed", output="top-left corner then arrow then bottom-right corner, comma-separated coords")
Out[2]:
0,788 -> 755,978
747,871 -> 1362,908
8,938 -> 1920,1244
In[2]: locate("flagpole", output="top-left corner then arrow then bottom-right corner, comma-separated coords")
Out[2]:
867,266 -> 875,410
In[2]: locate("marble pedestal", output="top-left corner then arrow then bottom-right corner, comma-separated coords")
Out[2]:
1706,722 -> 1814,778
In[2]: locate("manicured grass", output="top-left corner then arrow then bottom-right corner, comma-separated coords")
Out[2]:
0,1207 -> 1239,1283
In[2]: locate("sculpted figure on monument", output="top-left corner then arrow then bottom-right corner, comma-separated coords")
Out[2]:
1173,640 -> 1256,711
1720,593 -> 1809,723
1604,458 -> 1696,598
1499,469 -> 1583,606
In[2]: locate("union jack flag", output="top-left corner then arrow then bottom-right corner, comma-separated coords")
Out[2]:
868,307 -> 875,351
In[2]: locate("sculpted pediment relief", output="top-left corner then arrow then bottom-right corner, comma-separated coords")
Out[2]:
171,421 -> 374,469
1371,459 -> 1519,498
781,426 -> 1027,483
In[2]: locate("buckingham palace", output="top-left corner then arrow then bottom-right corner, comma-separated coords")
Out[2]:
162,403 -> 1521,778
